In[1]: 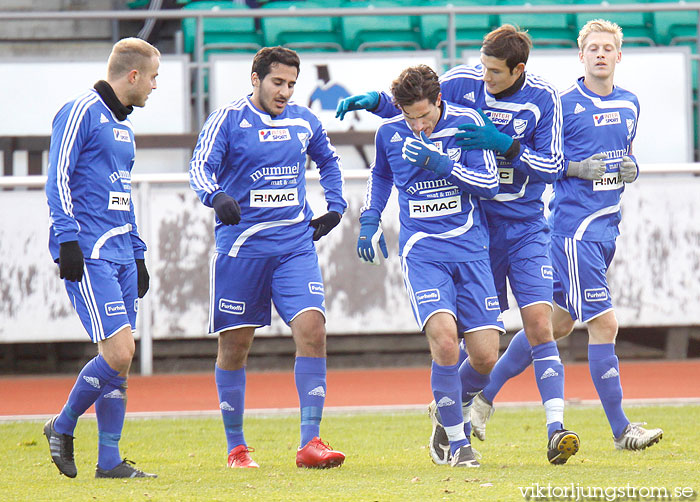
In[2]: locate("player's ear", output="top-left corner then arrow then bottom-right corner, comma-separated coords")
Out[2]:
251,72 -> 260,88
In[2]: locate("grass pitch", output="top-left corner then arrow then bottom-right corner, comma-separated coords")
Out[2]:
1,404 -> 698,502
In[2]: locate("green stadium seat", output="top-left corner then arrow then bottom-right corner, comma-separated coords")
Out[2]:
339,0 -> 422,52
573,0 -> 656,46
418,0 -> 498,50
650,0 -> 699,45
260,1 -> 344,52
181,1 -> 262,56
498,0 -> 578,48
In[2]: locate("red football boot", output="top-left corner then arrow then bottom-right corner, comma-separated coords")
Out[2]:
295,437 -> 345,468
227,445 -> 259,468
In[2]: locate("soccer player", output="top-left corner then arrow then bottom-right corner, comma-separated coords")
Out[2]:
338,25 -> 579,465
358,64 -> 503,467
471,20 -> 664,452
43,38 -> 160,479
189,46 -> 347,469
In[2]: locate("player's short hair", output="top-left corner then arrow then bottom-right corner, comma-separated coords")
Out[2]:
252,46 -> 301,81
481,24 -> 532,72
578,19 -> 623,50
107,38 -> 160,80
391,65 -> 441,108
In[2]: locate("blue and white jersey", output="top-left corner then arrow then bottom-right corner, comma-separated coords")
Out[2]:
361,102 -> 499,262
375,65 -> 563,222
549,77 -> 639,241
46,89 -> 146,265
189,96 -> 346,258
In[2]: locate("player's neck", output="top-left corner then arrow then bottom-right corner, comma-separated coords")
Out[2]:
583,75 -> 614,97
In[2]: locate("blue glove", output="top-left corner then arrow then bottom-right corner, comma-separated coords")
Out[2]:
455,109 -> 514,154
335,91 -> 380,121
620,155 -> 639,183
357,214 -> 388,265
401,131 -> 453,177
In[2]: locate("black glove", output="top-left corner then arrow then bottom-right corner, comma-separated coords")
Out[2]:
212,192 -> 241,225
309,211 -> 342,241
59,241 -> 84,282
135,258 -> 150,298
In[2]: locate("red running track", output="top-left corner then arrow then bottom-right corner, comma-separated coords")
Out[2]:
1,360 -> 699,416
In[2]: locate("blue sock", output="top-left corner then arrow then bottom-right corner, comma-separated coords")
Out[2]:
481,329 -> 532,403
431,361 -> 467,454
215,365 -> 246,452
295,356 -> 326,448
532,341 -> 565,438
54,354 -> 120,435
589,344 -> 629,437
459,359 -> 491,437
95,376 -> 127,471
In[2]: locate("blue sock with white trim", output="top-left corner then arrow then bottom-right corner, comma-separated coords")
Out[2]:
295,356 -> 326,448
532,341 -> 565,438
481,329 -> 532,403
95,376 -> 127,470
431,361 -> 468,453
589,344 -> 629,437
54,354 -> 120,435
215,365 -> 247,452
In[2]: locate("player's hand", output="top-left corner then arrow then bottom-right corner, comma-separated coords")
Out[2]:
620,156 -> 639,183
357,214 -> 388,266
309,211 -> 342,241
335,91 -> 379,120
566,153 -> 607,180
212,192 -> 241,225
455,109 -> 514,154
135,258 -> 150,298
402,131 -> 453,177
59,240 -> 84,282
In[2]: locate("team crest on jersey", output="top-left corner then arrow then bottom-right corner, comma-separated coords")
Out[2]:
626,119 -> 634,134
108,191 -> 131,211
219,299 -> 245,315
593,112 -> 621,127
447,148 -> 460,161
415,289 -> 440,304
486,111 -> 512,125
259,128 -> 291,142
113,128 -> 130,142
409,195 -> 461,218
297,132 -> 310,153
513,119 -> 528,135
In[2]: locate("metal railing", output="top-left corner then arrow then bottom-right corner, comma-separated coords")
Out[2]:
1,3 -> 698,127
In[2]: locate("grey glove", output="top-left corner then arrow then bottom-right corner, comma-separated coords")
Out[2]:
619,156 -> 639,183
566,153 -> 607,180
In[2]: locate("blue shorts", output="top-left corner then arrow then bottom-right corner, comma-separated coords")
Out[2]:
551,235 -> 616,322
63,259 -> 137,343
400,256 -> 505,334
209,249 -> 325,333
488,218 -> 553,311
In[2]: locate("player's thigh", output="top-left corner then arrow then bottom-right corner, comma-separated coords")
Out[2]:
552,237 -> 615,323
64,259 -> 134,343
454,259 -> 505,335
210,253 -> 274,333
400,257 -> 457,331
271,248 -> 326,325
